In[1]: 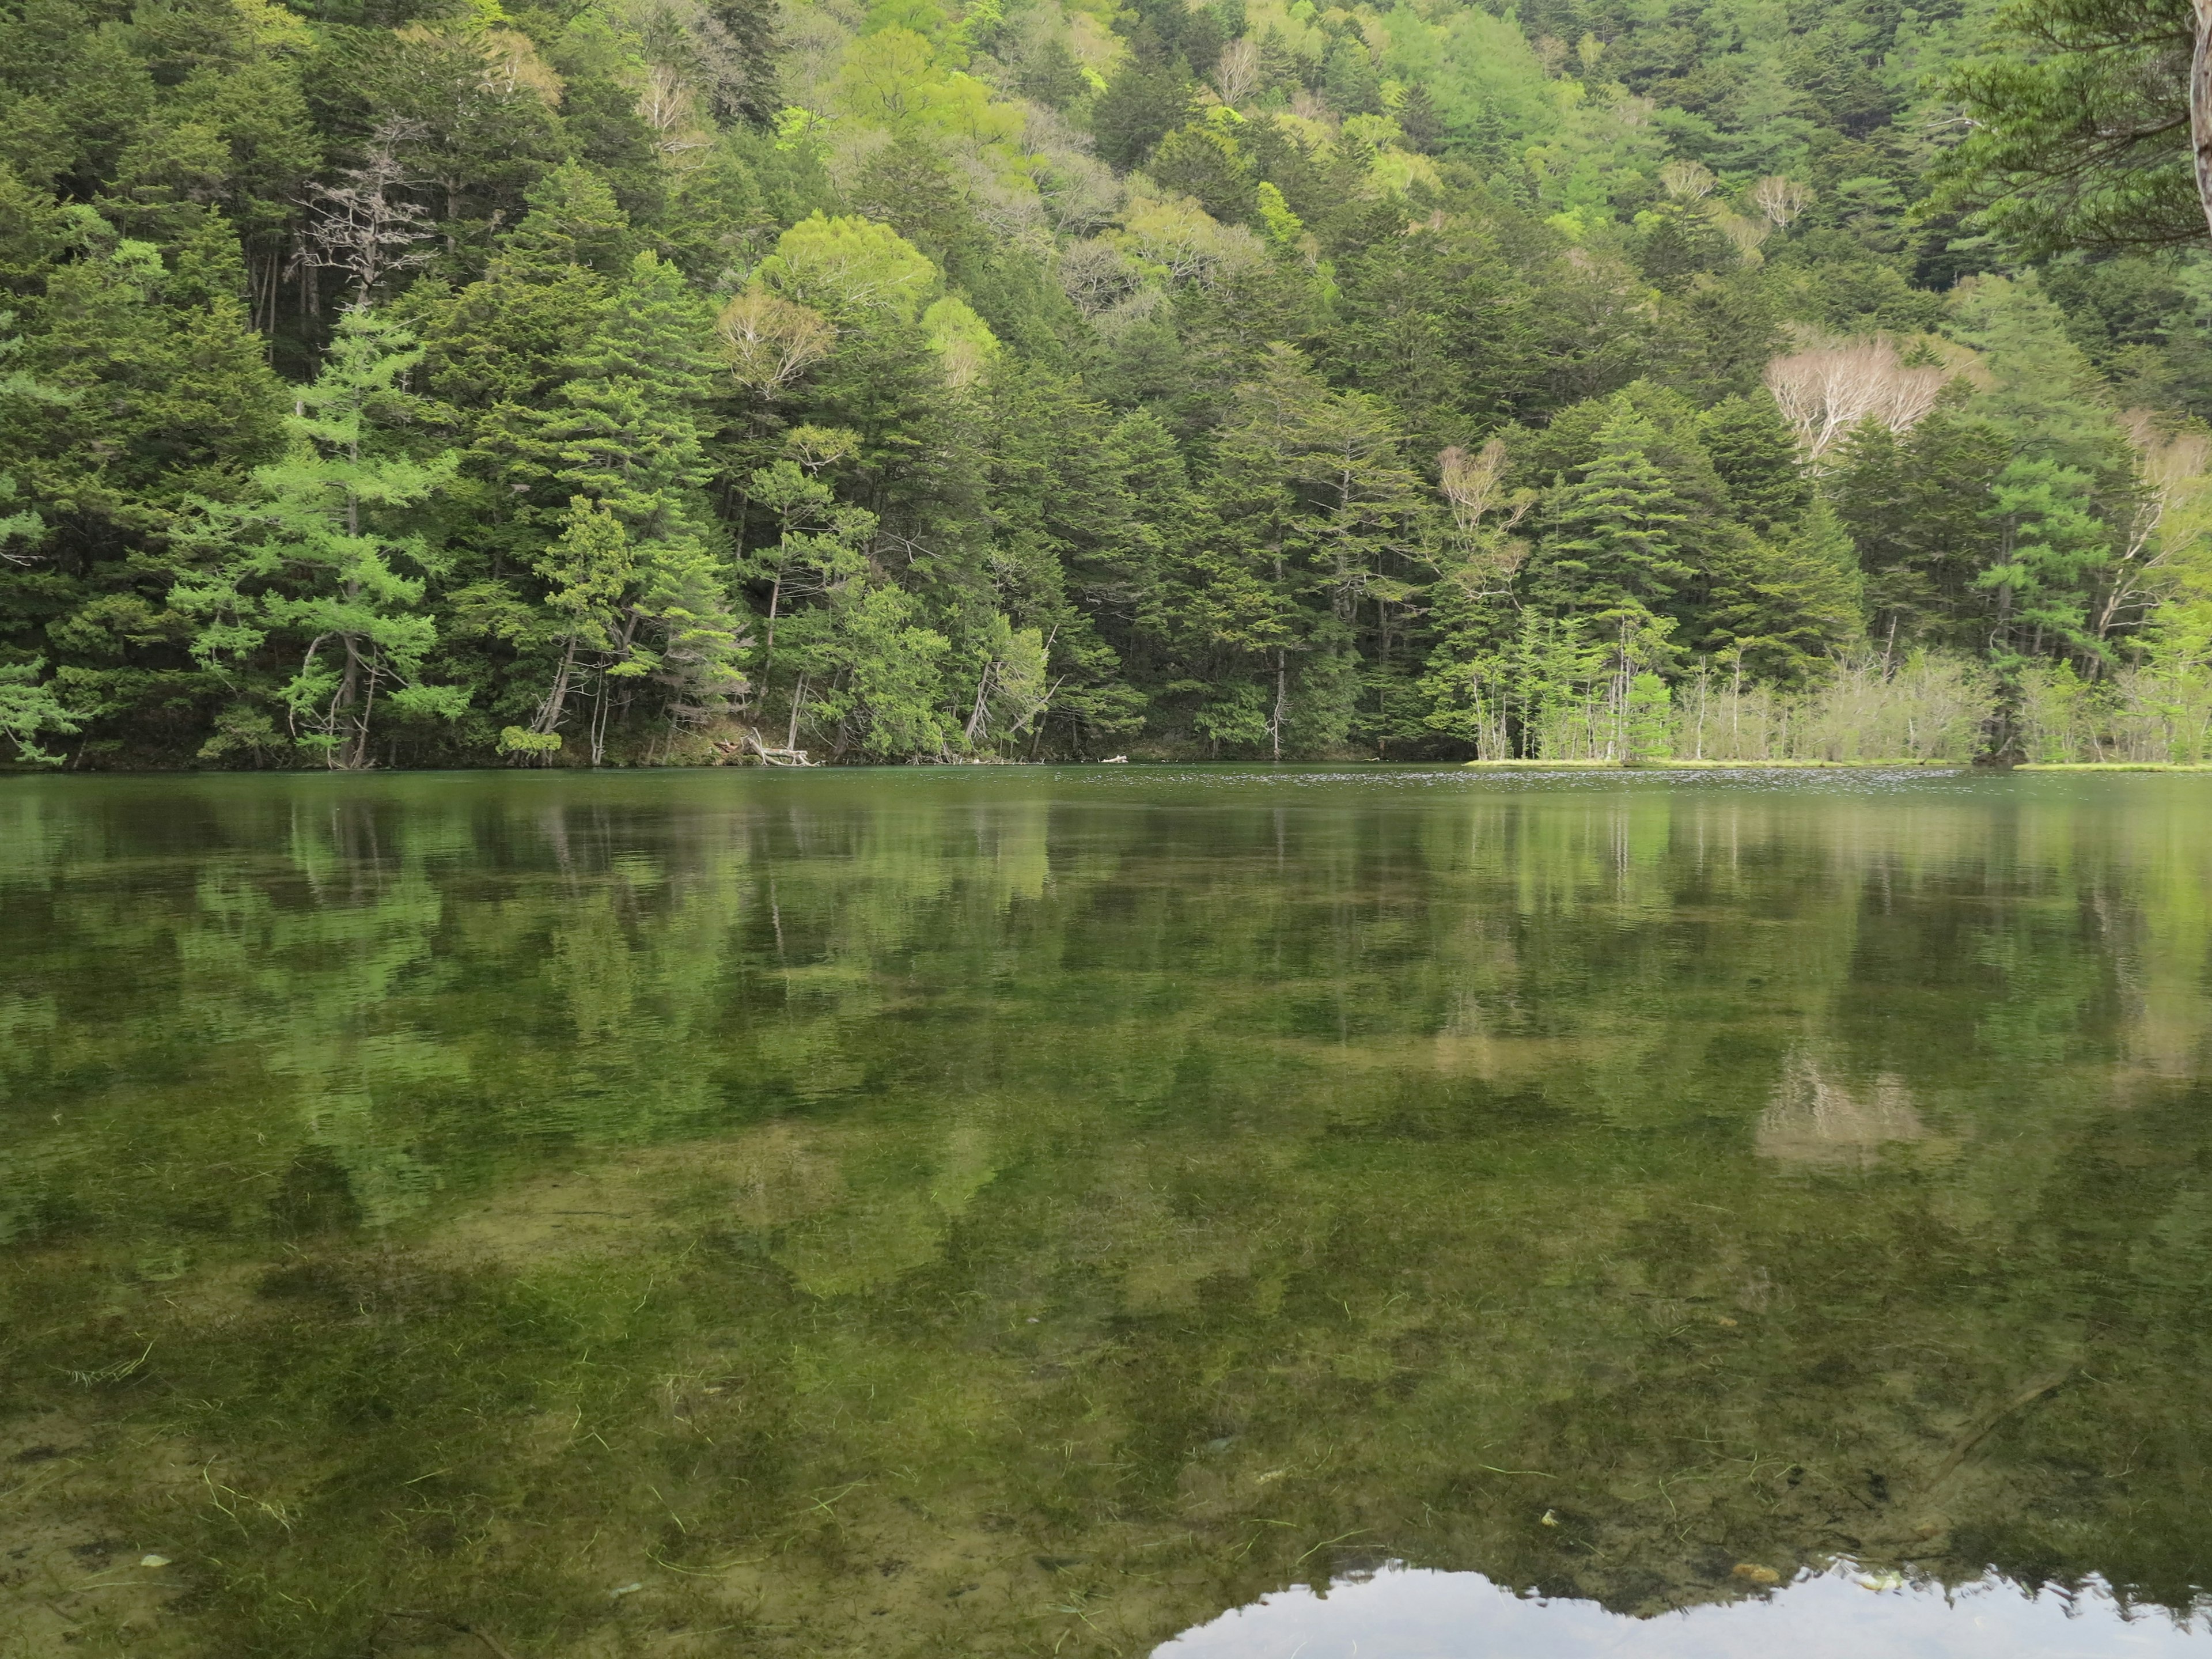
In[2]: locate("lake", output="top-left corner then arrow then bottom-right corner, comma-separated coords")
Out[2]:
4,766 -> 2210,1657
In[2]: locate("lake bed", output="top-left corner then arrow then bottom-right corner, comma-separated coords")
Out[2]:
4,766 -> 2208,1656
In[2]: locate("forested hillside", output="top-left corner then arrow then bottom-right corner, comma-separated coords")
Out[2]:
3,0 -> 2209,768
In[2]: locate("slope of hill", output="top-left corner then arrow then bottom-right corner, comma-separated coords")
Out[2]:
3,0 -> 2210,768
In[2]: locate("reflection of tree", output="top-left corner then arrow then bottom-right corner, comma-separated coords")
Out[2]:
1755,1051 -> 1922,1164
5,776 -> 2212,1652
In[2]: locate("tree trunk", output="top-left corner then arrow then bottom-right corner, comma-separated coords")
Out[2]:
2195,1 -> 2212,243
1271,650 -> 1286,761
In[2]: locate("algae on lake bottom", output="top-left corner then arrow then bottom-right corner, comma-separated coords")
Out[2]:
2,767 -> 2209,1656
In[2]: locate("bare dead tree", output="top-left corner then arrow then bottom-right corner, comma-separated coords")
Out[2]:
1713,208 -> 1773,261
1438,439 -> 1528,536
1749,175 -> 1815,229
1660,158 -> 1716,201
1434,439 -> 1536,601
2098,410 -> 2212,637
1213,37 -> 1260,105
291,119 -> 436,306
1055,238 -> 1142,315
638,62 -> 710,158
1764,338 -> 1957,459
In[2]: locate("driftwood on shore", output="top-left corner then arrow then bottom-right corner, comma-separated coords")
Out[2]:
714,729 -> 815,766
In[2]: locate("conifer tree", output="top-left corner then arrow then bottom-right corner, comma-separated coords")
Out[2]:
499,496 -> 635,763
1698,392 -> 1810,534
1529,408 -> 1698,628
1978,457 -> 2112,661
177,306 -> 464,768
510,250 -> 748,745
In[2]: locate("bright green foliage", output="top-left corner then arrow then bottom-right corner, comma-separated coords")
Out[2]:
176,306 -> 463,768
1948,274 -> 2134,470
785,575 -> 952,759
753,211 -> 941,322
545,251 -> 719,535
503,496 -> 636,760
526,251 -> 745,738
1624,669 -> 1673,759
0,655 -> 76,761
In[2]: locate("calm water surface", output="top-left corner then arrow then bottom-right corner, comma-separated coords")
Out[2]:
3,766 -> 2210,1657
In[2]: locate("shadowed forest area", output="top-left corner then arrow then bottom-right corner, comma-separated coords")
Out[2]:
6,0 -> 2212,767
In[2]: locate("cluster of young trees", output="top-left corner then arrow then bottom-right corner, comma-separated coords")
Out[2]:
3,0 -> 2212,767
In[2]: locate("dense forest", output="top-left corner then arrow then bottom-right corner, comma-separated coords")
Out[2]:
2,0 -> 2210,767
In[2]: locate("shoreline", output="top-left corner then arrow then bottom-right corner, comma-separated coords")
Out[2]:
1458,759 -> 2212,772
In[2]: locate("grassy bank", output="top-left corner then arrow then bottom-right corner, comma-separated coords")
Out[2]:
1460,758 -> 1965,770
1463,759 -> 2212,772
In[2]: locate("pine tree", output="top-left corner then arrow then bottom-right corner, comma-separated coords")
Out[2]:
1091,52 -> 1195,172
499,496 -> 635,763
1978,457 -> 2111,661
1323,39 -> 1383,117
1396,82 -> 1444,154
514,251 -> 747,745
1698,392 -> 1810,535
700,0 -> 783,128
1529,408 -> 1698,627
177,305 -> 464,768
1146,123 -> 1259,226
1697,503 -> 1865,682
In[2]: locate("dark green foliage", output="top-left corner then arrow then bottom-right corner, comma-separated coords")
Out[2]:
1014,36 -> 1090,110
1698,393 -> 1810,534
1092,52 -> 1195,173
1146,123 -> 1259,224
1932,0 -> 2205,256
1323,38 -> 1383,116
1396,82 -> 1444,154
700,0 -> 782,128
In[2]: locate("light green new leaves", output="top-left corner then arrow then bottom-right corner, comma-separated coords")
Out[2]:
752,211 -> 941,323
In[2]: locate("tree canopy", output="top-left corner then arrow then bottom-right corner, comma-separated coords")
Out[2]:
5,0 -> 2212,769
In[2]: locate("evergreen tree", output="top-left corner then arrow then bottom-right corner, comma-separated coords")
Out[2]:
1323,39 -> 1382,116
1092,53 -> 1195,172
1146,123 -> 1259,226
499,496 -> 635,762
1698,392 -> 1810,534
175,305 -> 464,768
700,0 -> 783,128
1528,408 -> 1698,628
1015,38 -> 1090,111
1396,82 -> 1444,154
1977,457 -> 2112,661
525,251 -> 747,743
1934,0 -> 2210,255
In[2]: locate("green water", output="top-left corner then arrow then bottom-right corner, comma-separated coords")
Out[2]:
3,766 -> 2210,1657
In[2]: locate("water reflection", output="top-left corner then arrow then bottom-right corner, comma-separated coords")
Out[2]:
2,767 -> 2211,1656
1161,1563 -> 2210,1657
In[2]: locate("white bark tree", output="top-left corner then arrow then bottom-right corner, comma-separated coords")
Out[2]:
1764,338 -> 1958,459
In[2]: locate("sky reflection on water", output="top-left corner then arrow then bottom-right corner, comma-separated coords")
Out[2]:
1160,1562 -> 2210,1657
